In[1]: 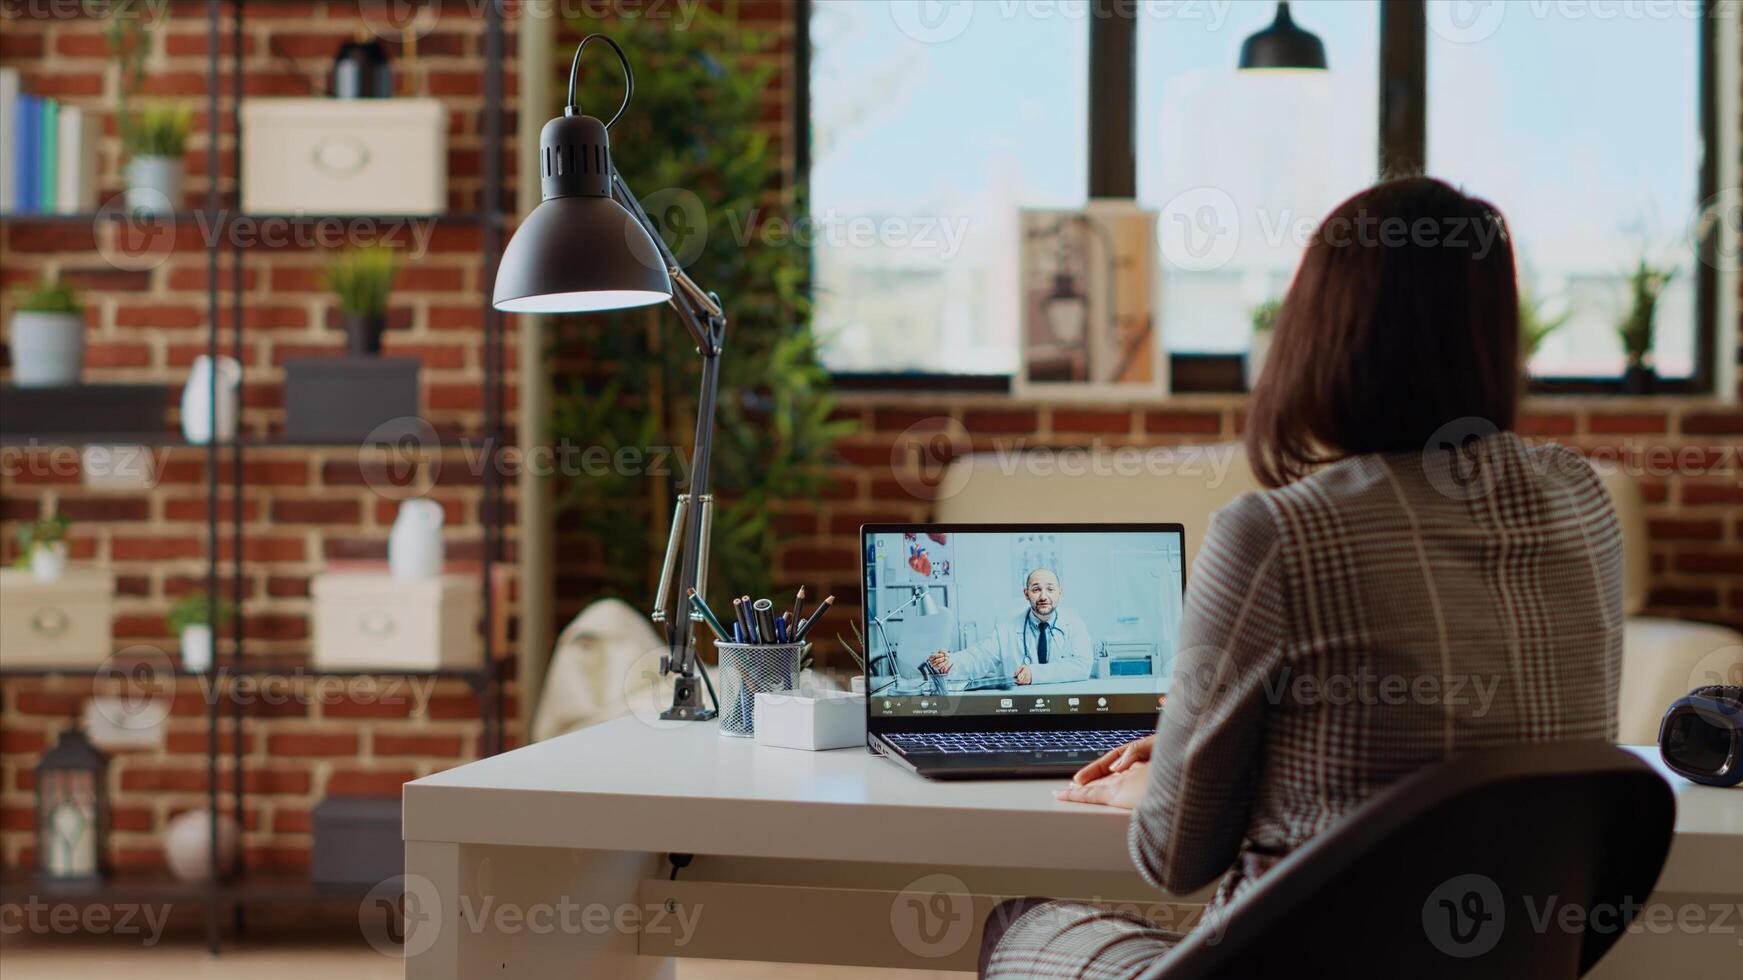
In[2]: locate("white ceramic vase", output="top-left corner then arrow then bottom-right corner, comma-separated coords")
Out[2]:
163,809 -> 241,882
389,498 -> 445,581
180,354 -> 241,444
180,624 -> 213,672
28,542 -> 68,582
125,156 -> 183,216
8,311 -> 85,387
1245,330 -> 1274,391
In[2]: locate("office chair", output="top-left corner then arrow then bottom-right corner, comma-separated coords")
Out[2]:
1141,741 -> 1675,979
983,742 -> 1674,979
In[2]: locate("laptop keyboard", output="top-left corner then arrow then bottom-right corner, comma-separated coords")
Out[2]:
886,730 -> 1153,756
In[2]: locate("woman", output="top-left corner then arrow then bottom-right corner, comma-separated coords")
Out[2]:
980,177 -> 1623,978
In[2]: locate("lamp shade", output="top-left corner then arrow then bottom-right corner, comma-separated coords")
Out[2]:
492,109 -> 674,314
1238,2 -> 1328,71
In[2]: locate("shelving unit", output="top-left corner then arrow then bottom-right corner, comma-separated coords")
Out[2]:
0,1 -> 508,952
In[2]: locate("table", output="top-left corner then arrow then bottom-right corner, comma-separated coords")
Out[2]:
401,717 -> 1742,978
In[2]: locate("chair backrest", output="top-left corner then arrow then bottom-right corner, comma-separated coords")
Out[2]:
1145,742 -> 1675,980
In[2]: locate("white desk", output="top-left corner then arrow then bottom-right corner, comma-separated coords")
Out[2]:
402,718 -> 1743,978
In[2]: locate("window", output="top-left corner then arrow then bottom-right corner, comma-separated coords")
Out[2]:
1425,1 -> 1704,381
1137,1 -> 1380,354
808,1 -> 1088,374
801,1 -> 1723,391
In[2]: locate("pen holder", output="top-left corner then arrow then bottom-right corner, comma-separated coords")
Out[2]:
715,641 -> 805,737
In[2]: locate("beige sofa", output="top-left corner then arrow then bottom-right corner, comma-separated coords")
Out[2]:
935,444 -> 1742,744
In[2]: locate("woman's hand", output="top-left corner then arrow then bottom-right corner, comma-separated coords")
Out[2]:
1072,735 -> 1154,786
1053,763 -> 1149,810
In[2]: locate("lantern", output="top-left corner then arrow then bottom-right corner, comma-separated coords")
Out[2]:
35,727 -> 109,883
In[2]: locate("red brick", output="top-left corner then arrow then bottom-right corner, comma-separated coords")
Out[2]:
1587,413 -> 1669,435
1516,414 -> 1578,437
1683,484 -> 1743,505
373,733 -> 464,757
1647,519 -> 1725,541
110,536 -> 203,561
324,769 -> 417,797
1053,410 -> 1135,434
56,497 -> 150,521
267,732 -> 360,757
272,499 -> 362,524
1144,411 -> 1223,435
1681,412 -> 1743,435
963,410 -> 1039,434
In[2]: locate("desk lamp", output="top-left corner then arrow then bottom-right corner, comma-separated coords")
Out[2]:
868,586 -> 942,687
1238,2 -> 1328,71
494,33 -> 725,721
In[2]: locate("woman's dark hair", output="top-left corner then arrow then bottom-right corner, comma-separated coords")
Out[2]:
1245,176 -> 1520,488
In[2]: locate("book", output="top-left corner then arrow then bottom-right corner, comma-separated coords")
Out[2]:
39,98 -> 58,212
0,68 -> 16,213
57,104 -> 98,214
16,94 -> 39,213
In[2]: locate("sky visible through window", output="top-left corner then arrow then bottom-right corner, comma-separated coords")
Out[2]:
809,1 -> 1702,377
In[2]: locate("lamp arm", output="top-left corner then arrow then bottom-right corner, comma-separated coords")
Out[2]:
610,171 -> 724,351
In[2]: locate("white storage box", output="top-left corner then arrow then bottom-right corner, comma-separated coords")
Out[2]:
0,567 -> 115,669
312,572 -> 480,671
241,98 -> 447,215
753,689 -> 867,751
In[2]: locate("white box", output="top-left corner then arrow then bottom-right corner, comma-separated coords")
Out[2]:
241,98 -> 447,215
312,572 -> 480,671
753,689 -> 867,751
0,568 -> 115,669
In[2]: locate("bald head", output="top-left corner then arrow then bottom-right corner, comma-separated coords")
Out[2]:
1023,568 -> 1062,619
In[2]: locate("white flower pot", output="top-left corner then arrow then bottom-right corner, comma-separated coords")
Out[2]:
1245,330 -> 1274,391
29,542 -> 68,582
389,498 -> 445,581
180,354 -> 241,444
125,156 -> 183,216
180,623 -> 213,672
163,809 -> 240,882
7,311 -> 85,387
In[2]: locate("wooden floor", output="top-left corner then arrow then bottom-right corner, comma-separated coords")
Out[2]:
0,940 -> 967,979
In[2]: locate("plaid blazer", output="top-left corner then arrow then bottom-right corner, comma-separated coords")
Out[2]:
987,433 -> 1624,979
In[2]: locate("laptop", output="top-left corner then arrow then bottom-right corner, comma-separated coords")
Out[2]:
861,522 -> 1185,780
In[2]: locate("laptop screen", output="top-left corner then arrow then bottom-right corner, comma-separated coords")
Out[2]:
861,524 -> 1184,720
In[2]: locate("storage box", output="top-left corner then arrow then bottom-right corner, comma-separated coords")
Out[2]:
284,357 -> 419,444
241,98 -> 446,215
0,568 -> 115,669
312,572 -> 481,671
311,796 -> 401,889
1,384 -> 173,443
753,689 -> 867,751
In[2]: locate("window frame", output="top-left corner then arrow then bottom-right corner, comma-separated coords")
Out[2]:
796,0 -> 1722,396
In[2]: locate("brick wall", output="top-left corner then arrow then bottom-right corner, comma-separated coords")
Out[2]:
0,1 -> 519,873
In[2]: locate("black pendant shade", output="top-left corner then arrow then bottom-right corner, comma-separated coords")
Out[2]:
493,109 -> 673,313
1239,2 -> 1328,71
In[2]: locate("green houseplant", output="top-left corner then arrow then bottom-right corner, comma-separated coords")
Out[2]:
551,10 -> 854,621
122,102 -> 191,216
1616,257 -> 1676,395
169,589 -> 235,672
7,278 -> 85,387
1244,298 -> 1281,391
14,513 -> 71,582
323,245 -> 400,354
1519,285 -> 1572,367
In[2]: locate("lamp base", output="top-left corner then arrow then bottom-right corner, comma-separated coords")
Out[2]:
660,673 -> 717,722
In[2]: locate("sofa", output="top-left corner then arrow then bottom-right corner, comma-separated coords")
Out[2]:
934,443 -> 1742,744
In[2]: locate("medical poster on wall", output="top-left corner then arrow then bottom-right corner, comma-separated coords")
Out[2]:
1016,201 -> 1164,401
897,531 -> 952,586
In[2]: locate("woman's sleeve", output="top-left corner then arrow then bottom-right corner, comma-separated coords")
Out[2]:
1129,492 -> 1288,895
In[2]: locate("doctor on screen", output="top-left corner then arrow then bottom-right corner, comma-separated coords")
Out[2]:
926,568 -> 1093,685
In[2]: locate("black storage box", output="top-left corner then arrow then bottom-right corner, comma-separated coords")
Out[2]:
284,356 -> 420,444
1,383 -> 174,443
311,796 -> 402,890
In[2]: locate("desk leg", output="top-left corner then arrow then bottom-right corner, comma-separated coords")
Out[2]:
403,840 -> 673,980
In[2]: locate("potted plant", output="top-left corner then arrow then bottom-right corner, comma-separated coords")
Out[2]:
1616,257 -> 1676,395
1519,285 -> 1572,370
122,103 -> 191,216
323,245 -> 400,354
14,514 -> 71,582
1244,298 -> 1281,391
7,278 -> 85,387
168,589 -> 234,673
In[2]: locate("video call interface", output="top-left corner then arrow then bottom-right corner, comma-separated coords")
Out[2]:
864,529 -> 1184,718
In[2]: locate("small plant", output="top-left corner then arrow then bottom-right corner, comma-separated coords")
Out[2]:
124,103 -> 191,159
12,279 -> 82,315
323,245 -> 400,317
1616,256 -> 1676,366
13,514 -> 71,567
1250,298 -> 1281,334
1519,286 -> 1572,360
169,590 -> 236,635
